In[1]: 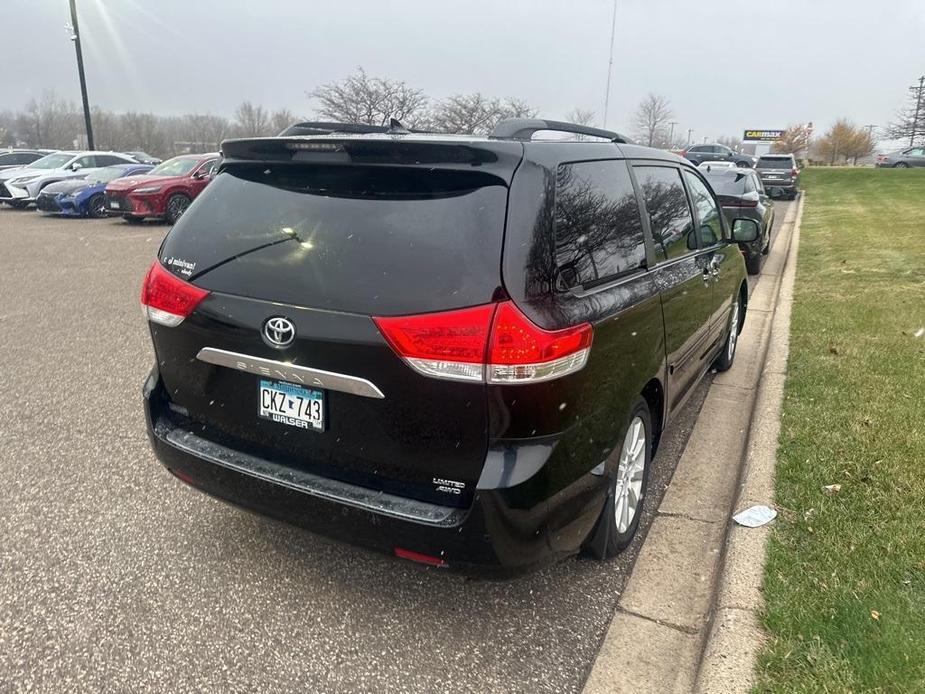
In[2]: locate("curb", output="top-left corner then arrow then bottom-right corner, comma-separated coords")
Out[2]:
693,196 -> 803,693
582,196 -> 804,694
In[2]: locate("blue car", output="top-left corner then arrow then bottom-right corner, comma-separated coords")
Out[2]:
35,164 -> 154,217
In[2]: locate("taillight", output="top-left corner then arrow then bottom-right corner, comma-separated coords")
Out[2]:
374,301 -> 593,384
140,260 -> 209,327
791,168 -> 799,176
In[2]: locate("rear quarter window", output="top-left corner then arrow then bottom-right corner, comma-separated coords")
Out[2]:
553,160 -> 646,290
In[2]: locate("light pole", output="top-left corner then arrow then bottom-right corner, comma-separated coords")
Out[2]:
602,0 -> 617,128
668,121 -> 677,147
67,0 -> 94,149
687,128 -> 693,145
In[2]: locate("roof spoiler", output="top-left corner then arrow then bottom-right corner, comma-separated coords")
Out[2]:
490,118 -> 630,143
278,119 -> 412,137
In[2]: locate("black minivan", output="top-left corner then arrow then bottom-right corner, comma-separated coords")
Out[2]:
141,119 -> 749,575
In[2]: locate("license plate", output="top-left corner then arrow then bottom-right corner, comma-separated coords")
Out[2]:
109,201 -> 119,209
258,379 -> 324,431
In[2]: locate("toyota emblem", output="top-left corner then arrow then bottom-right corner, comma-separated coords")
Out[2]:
263,316 -> 295,348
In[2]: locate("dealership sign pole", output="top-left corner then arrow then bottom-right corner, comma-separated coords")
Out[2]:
68,0 -> 95,150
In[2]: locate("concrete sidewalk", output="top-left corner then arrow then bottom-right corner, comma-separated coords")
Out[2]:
583,197 -> 803,694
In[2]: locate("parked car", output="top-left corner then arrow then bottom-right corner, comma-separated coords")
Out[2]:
876,146 -> 925,168
36,163 -> 154,217
0,149 -> 55,172
105,153 -> 220,224
698,160 -> 736,170
702,167 -> 774,274
139,118 -> 751,575
755,153 -> 800,199
682,143 -> 754,168
124,151 -> 162,165
0,150 -> 137,208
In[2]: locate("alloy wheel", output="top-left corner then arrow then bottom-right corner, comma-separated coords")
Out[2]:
727,300 -> 740,362
614,415 -> 646,533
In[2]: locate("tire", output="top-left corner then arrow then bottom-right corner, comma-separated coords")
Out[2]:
165,193 -> 191,225
87,193 -> 108,219
745,253 -> 761,275
895,162 -> 909,168
124,215 -> 145,225
586,397 -> 653,558
714,291 -> 743,372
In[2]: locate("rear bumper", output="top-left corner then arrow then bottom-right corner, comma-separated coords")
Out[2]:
143,368 -> 600,577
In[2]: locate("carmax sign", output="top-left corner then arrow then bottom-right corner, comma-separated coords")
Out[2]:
743,129 -> 785,142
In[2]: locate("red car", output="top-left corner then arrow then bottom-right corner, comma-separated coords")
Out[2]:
105,153 -> 220,224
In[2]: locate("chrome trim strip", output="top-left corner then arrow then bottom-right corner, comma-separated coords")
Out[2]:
196,347 -> 385,399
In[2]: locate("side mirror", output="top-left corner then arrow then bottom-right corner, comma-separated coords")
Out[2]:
731,219 -> 759,243
193,170 -> 208,180
71,162 -> 82,171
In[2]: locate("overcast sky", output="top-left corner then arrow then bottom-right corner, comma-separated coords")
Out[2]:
4,0 -> 924,144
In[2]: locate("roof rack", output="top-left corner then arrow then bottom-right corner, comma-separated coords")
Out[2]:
278,119 -> 414,137
490,118 -> 630,143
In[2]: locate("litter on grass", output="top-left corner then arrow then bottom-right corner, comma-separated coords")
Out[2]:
733,505 -> 777,528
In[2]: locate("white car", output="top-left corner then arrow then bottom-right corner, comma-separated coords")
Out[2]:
697,160 -> 736,170
0,151 -> 137,208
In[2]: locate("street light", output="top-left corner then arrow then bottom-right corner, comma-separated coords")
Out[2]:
67,0 -> 94,149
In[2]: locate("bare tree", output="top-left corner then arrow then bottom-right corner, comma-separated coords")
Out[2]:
771,124 -> 813,156
310,67 -> 428,127
270,108 -> 297,135
632,94 -> 673,148
427,94 -> 535,135
15,91 -> 80,148
233,101 -> 271,137
887,76 -> 925,147
566,108 -> 596,127
717,135 -> 743,151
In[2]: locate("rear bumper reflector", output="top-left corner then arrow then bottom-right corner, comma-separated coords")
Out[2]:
196,347 -> 385,399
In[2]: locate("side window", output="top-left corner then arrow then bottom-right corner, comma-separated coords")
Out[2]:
75,155 -> 97,169
97,155 -> 126,166
752,173 -> 765,194
553,160 -> 646,290
204,159 -> 220,175
683,170 -> 725,246
743,175 -> 756,194
634,165 -> 696,262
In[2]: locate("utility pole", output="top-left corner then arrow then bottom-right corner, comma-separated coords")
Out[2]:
909,75 -> 925,147
668,121 -> 677,147
68,0 -> 94,150
602,0 -> 617,128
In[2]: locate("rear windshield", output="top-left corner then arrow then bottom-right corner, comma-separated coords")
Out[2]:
757,156 -> 794,169
703,172 -> 748,195
161,165 -> 507,315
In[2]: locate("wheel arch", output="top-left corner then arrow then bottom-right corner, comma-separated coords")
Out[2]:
641,377 -> 665,455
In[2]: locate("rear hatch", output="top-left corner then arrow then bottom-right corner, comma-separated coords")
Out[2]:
756,156 -> 795,183
148,137 -> 523,507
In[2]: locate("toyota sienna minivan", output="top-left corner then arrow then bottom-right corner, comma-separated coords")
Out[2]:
141,118 -> 750,575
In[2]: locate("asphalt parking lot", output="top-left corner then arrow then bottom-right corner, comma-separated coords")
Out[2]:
0,202 -> 790,693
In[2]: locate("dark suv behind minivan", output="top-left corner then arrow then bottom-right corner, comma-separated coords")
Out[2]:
141,119 -> 749,576
756,153 -> 800,199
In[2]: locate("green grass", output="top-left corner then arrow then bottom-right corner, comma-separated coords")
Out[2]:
755,168 -> 925,693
